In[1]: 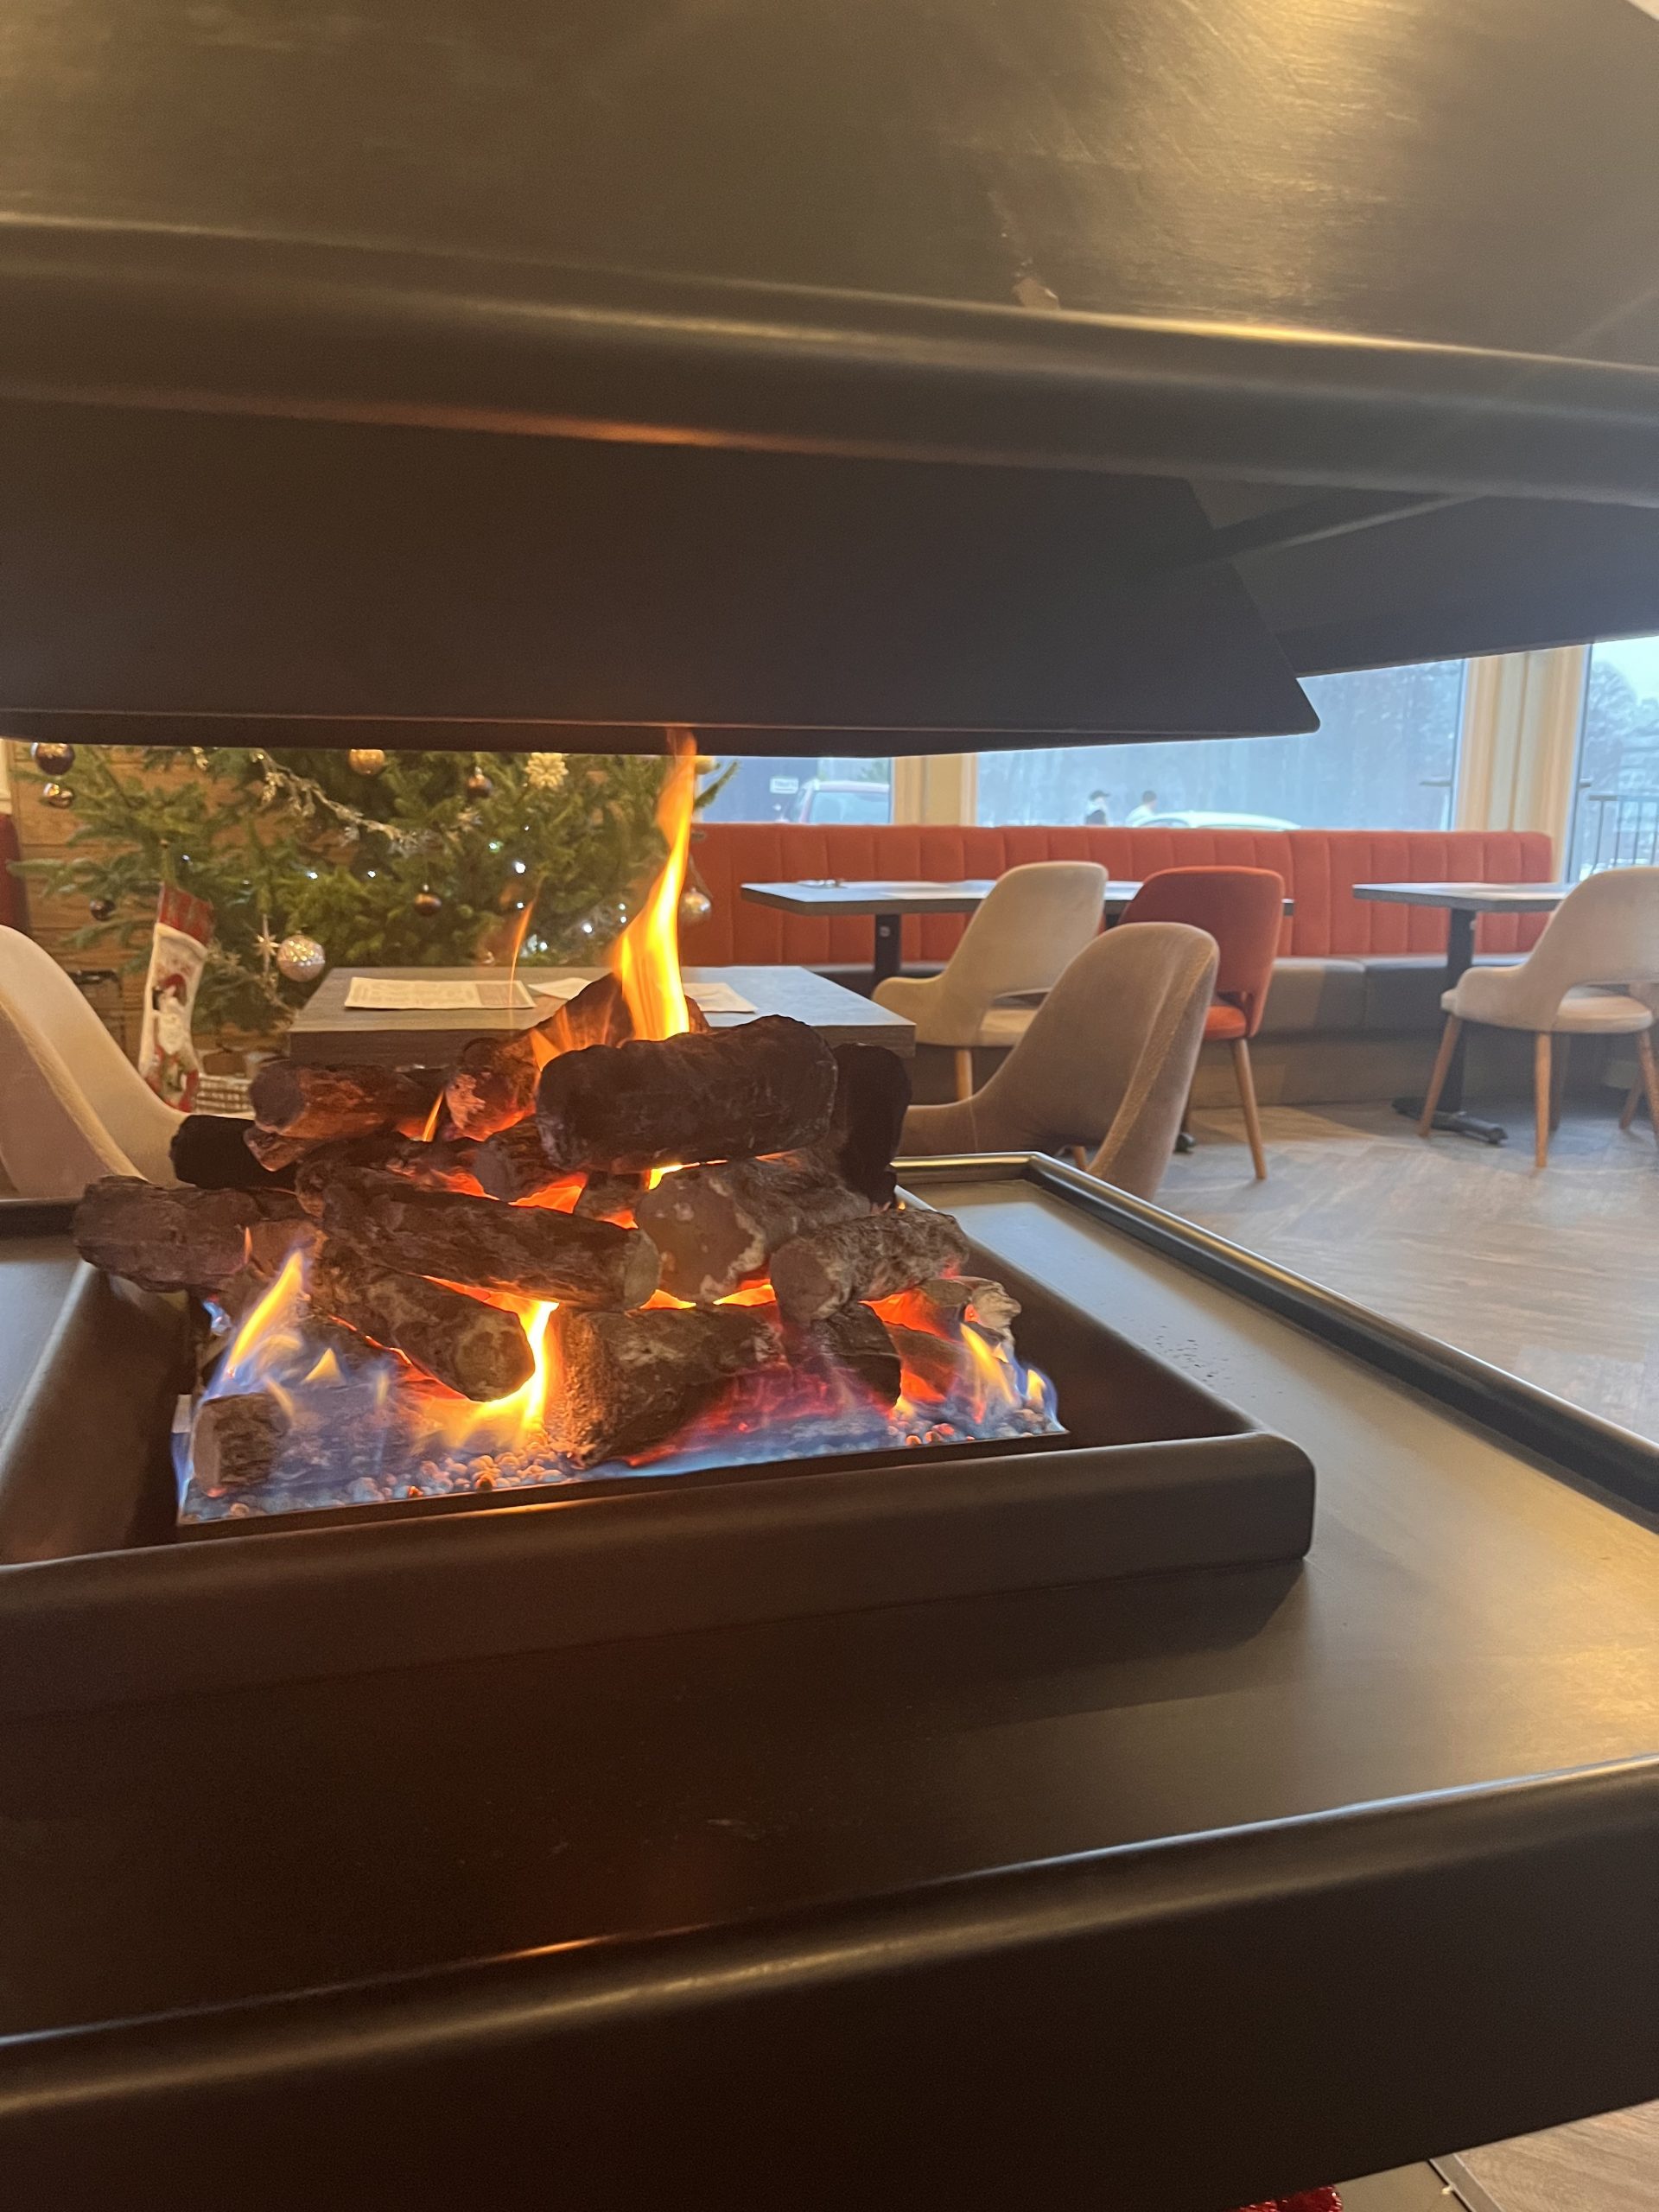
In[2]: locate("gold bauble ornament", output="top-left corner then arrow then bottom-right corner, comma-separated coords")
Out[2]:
413,886 -> 442,917
39,781 -> 75,810
347,747 -> 388,778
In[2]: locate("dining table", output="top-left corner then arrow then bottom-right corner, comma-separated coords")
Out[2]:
1354,880 -> 1573,1144
288,963 -> 915,1065
740,877 -> 1292,994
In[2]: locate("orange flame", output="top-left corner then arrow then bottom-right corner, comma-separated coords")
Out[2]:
467,1297 -> 556,1441
224,1249 -> 310,1377
957,1319 -> 1014,1425
200,1243 -> 1057,1512
407,1287 -> 561,1454
610,728 -> 697,1044
506,877 -> 542,1001
214,1244 -> 565,1464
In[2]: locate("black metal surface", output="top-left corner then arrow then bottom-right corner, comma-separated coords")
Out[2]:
0,1165 -> 1655,2204
5,0 -> 1659,479
0,1265 -> 185,1565
3,1762 -> 1655,2212
0,1198 -> 76,1239
0,1211 -> 188,1563
1249,495 -> 1659,678
0,1234 -> 1313,1712
6,2 -> 1659,735
0,400 -> 1314,747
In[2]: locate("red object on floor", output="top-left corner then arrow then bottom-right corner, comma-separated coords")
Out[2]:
1233,2191 -> 1343,2212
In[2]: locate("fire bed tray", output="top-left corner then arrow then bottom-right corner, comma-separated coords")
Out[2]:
0,1209 -> 1313,1715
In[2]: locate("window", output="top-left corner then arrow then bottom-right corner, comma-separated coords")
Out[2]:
698,754 -> 893,826
976,662 -> 1467,831
1568,635 -> 1659,876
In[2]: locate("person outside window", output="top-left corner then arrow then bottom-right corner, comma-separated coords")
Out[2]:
1083,790 -> 1110,826
1126,788 -> 1160,825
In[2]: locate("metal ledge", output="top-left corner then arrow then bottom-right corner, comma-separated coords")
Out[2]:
6,223 -> 1659,505
3,1756 -> 1655,2205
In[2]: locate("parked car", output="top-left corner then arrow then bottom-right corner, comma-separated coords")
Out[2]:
1138,810 -> 1299,832
798,779 -> 893,824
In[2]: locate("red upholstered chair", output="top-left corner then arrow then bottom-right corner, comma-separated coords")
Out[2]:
1121,866 -> 1286,1179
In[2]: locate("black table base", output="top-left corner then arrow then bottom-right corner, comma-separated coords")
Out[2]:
870,911 -> 903,989
1394,1099 -> 1509,1146
1388,909 -> 1510,1144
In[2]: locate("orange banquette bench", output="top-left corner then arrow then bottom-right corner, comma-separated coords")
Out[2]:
683,824 -> 1555,1100
687,822 -> 1552,969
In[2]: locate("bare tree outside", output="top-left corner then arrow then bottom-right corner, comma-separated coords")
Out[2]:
977,663 -> 1467,830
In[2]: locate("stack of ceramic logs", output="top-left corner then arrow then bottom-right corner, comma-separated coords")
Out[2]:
73,976 -> 1023,1483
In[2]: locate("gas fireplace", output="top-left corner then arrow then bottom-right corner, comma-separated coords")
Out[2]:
71,739 -> 1057,1530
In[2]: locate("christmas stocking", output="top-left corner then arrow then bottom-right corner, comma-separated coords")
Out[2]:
137,886 -> 214,1110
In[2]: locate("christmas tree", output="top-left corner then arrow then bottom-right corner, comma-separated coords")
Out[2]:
16,743 -> 697,1042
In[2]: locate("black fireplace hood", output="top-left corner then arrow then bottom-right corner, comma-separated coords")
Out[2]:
6,0 -> 1659,753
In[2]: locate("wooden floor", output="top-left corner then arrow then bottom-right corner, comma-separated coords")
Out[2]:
1163,1092 -> 1659,2212
1443,2104 -> 1659,2212
1165,1093 -> 1659,1446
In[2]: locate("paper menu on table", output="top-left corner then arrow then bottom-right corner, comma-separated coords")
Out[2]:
684,982 -> 756,1014
530,976 -> 757,1015
344,978 -> 535,1011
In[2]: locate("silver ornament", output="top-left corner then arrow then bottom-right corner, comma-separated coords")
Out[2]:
30,741 -> 75,776
276,933 -> 327,983
678,882 -> 713,925
39,781 -> 75,810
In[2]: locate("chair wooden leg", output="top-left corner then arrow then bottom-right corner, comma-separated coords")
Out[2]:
952,1048 -> 975,1102
1549,1033 -> 1569,1132
1230,1038 -> 1267,1180
1637,1030 -> 1659,1148
1417,1017 -> 1462,1137
1620,1077 -> 1642,1132
1533,1033 -> 1552,1169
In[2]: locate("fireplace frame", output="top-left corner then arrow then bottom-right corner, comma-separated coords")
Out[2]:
0,1178 -> 1314,1716
1,1156 -> 1656,2207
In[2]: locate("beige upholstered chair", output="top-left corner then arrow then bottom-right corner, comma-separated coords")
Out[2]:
1418,868 -> 1659,1167
874,861 -> 1108,1099
898,922 -> 1219,1202
0,926 -> 181,1196
1618,982 -> 1659,1132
